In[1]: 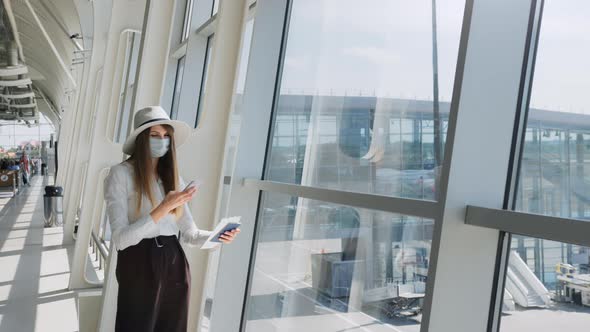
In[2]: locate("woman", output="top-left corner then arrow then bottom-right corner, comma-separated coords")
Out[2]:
104,106 -> 240,332
20,152 -> 30,186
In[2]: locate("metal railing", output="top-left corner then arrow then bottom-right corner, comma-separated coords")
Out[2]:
90,230 -> 109,271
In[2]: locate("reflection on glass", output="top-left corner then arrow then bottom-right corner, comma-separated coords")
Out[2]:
195,35 -> 214,127
502,1 -> 590,331
264,0 -> 465,200
170,56 -> 186,120
244,192 -> 432,331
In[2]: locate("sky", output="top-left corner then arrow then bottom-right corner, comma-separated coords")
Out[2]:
279,0 -> 465,101
274,0 -> 590,116
528,1 -> 590,114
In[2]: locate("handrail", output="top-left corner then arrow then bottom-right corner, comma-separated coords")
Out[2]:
90,230 -> 109,270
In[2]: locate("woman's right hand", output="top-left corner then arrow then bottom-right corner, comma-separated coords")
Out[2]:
161,187 -> 197,212
150,187 -> 197,223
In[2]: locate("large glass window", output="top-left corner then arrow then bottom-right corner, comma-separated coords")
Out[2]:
114,31 -> 141,143
181,0 -> 194,41
501,2 -> 590,331
242,2 -> 466,330
245,192 -> 432,332
195,35 -> 214,127
264,0 -> 465,201
170,56 -> 186,120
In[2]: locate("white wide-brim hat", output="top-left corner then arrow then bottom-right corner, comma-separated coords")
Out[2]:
122,106 -> 191,155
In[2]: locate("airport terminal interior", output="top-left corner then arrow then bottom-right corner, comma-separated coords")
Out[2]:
0,0 -> 589,331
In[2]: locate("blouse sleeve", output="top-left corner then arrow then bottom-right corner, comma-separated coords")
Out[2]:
177,176 -> 213,247
104,165 -> 158,251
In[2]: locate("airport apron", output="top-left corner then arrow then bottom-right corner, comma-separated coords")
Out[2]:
115,235 -> 191,332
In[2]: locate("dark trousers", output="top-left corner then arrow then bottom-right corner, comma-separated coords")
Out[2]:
115,235 -> 191,332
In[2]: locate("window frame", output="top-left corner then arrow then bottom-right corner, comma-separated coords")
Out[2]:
165,0 -> 219,128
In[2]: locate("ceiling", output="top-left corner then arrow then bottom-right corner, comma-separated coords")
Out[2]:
0,0 -> 85,128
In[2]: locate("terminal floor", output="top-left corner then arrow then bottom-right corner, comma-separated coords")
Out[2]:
0,176 -> 79,332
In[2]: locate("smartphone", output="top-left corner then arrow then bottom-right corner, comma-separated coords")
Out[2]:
212,222 -> 242,243
183,180 -> 201,192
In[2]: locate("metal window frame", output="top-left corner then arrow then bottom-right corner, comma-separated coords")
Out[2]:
171,40 -> 188,59
466,206 -> 590,249
486,1 -> 544,331
243,178 -> 438,219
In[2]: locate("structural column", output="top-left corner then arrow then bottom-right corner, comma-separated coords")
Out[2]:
421,1 -> 534,331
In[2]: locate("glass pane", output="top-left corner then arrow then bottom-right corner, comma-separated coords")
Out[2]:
195,35 -> 214,127
244,192 -> 433,331
501,2 -> 590,331
264,0 -> 465,201
115,32 -> 141,143
170,56 -> 186,120
182,0 -> 194,41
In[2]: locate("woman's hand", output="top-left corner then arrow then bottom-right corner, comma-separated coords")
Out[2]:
219,228 -> 241,244
162,187 -> 197,211
150,187 -> 197,223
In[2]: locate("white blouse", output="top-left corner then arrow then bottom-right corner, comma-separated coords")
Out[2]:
104,161 -> 212,251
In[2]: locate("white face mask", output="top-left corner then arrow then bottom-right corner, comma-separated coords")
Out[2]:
149,137 -> 170,158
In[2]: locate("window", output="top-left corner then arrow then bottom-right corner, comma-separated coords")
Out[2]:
168,0 -> 218,128
114,31 -> 141,143
500,1 -> 590,331
170,56 -> 186,120
181,0 -> 194,41
264,0 -> 465,201
244,193 -> 432,331
238,0 -> 465,331
195,35 -> 214,126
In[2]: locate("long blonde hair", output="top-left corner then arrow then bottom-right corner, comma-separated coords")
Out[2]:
128,125 -> 182,219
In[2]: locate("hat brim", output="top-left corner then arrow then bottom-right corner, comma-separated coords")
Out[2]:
122,119 -> 191,155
